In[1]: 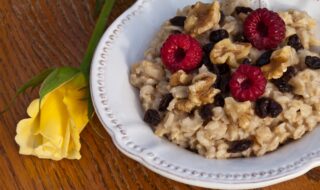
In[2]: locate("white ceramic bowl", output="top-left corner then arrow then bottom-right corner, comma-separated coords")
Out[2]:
90,0 -> 320,189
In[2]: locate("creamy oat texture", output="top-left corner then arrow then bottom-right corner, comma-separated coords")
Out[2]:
129,0 -> 320,159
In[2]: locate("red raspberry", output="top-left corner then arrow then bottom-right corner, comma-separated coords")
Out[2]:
244,8 -> 285,50
229,64 -> 267,102
160,34 -> 203,72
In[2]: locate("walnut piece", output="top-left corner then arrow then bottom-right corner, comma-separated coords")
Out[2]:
261,46 -> 299,80
210,39 -> 252,68
189,72 -> 218,105
184,1 -> 221,36
175,72 -> 220,112
169,70 -> 192,87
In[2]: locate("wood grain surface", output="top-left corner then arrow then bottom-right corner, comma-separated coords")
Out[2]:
0,0 -> 319,189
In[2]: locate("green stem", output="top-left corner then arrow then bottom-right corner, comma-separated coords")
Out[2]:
80,0 -> 116,79
94,0 -> 106,18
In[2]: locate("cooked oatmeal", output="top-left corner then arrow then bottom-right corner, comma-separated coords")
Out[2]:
129,0 -> 320,159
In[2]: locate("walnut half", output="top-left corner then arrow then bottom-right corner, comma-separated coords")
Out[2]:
175,72 -> 220,112
169,70 -> 192,87
261,46 -> 299,80
184,1 -> 221,37
210,39 -> 252,68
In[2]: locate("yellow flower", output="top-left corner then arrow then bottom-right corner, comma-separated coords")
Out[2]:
15,74 -> 89,160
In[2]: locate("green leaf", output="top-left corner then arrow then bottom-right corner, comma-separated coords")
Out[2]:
94,0 -> 106,18
80,0 -> 116,80
18,68 -> 55,94
1,68 -> 55,114
39,67 -> 80,100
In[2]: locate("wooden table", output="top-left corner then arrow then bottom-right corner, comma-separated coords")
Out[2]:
1,0 -> 320,189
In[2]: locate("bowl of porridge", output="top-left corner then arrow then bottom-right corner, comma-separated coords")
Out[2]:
90,0 -> 320,188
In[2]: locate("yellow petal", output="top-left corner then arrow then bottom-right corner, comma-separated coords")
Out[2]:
62,74 -> 88,132
38,90 -> 69,148
27,99 -> 40,117
15,119 -> 40,155
61,74 -> 87,159
66,123 -> 82,159
61,120 -> 71,158
34,141 -> 62,160
15,99 -> 42,155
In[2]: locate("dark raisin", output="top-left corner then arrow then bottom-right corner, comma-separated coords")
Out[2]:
169,16 -> 186,27
234,6 -> 253,15
204,57 -> 231,76
281,66 -> 298,81
211,64 -> 231,96
268,100 -> 283,117
242,58 -> 251,65
201,54 -> 215,72
305,56 -> 320,69
144,109 -> 161,126
214,73 -> 231,96
287,34 -> 304,51
199,104 -> 214,121
158,93 -> 174,112
255,98 -> 283,118
255,50 -> 274,67
209,29 -> 229,44
219,11 -> 225,25
227,139 -> 253,153
271,79 -> 293,92
202,43 -> 214,55
203,60 -> 231,96
218,64 -> 231,75
233,33 -> 248,43
255,98 -> 269,118
271,66 -> 297,92
212,63 -> 231,75
213,93 -> 225,107
278,83 -> 293,93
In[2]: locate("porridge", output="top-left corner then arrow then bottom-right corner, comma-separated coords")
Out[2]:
129,0 -> 320,159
